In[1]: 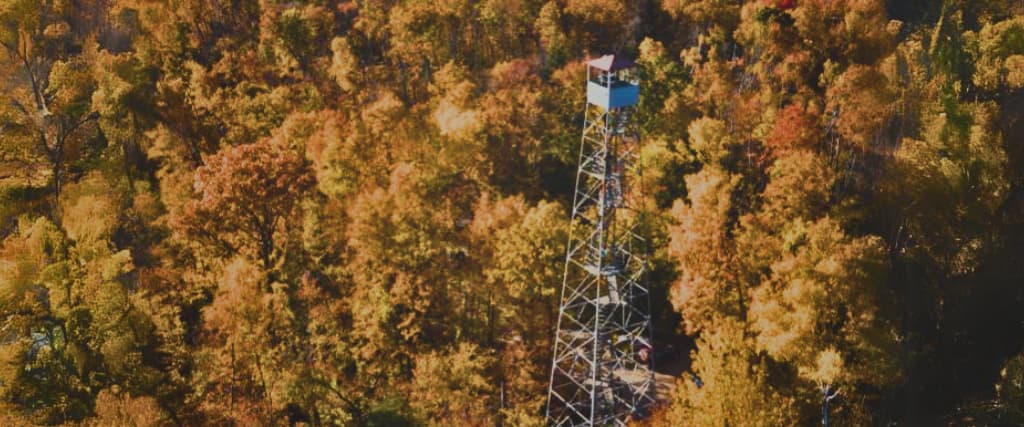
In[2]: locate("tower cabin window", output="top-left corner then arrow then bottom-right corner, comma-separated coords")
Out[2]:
586,55 -> 639,109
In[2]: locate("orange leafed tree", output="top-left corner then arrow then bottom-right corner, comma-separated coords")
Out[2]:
765,104 -> 822,156
177,140 -> 315,268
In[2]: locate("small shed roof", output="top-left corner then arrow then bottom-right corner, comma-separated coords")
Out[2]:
587,54 -> 636,72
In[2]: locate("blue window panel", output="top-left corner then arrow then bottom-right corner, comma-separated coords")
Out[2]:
587,81 -> 639,109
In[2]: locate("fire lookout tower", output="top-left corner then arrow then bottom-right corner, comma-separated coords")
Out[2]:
546,55 -> 654,426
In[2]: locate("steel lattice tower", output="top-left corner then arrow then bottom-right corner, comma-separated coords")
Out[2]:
546,55 -> 654,426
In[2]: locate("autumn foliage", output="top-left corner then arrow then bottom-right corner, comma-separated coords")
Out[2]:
2,0 -> 1024,426
178,140 -> 314,266
765,104 -> 821,155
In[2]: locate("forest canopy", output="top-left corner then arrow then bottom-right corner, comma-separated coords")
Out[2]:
2,0 -> 1024,426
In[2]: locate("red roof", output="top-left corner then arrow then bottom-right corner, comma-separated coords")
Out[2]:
587,54 -> 636,72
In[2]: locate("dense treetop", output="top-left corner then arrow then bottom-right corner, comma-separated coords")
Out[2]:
2,0 -> 1024,425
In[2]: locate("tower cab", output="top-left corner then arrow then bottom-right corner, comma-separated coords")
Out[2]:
586,54 -> 639,110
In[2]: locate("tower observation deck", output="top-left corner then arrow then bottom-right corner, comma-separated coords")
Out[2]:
546,55 -> 654,426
